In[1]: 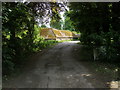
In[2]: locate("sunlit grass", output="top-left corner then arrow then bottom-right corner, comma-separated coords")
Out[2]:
81,74 -> 91,77
107,81 -> 119,88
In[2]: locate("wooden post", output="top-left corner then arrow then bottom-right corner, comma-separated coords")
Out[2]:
93,47 -> 99,61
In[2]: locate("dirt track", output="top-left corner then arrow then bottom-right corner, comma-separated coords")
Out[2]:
3,41 -> 114,88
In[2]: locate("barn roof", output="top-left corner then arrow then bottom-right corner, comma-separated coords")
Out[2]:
40,28 -> 56,39
60,30 -> 73,37
52,29 -> 63,37
40,28 -> 78,39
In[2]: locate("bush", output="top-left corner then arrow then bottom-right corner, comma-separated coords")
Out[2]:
2,46 -> 15,75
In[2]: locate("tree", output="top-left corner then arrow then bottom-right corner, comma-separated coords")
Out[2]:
2,2 -> 66,76
68,2 -> 120,62
63,12 -> 75,31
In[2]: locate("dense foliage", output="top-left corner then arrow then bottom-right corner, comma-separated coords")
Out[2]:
68,2 -> 120,62
2,2 -> 120,77
63,13 -> 75,31
2,2 -> 63,76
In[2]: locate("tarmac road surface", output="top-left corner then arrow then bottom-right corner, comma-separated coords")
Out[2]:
3,41 -> 112,88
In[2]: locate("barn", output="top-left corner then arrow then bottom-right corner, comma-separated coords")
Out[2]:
40,28 -> 79,40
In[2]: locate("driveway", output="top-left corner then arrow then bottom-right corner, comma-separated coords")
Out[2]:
3,41 -> 114,88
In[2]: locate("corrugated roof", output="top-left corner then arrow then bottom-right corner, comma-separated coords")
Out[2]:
40,28 -> 56,39
60,30 -> 73,37
52,29 -> 63,37
40,28 -> 78,39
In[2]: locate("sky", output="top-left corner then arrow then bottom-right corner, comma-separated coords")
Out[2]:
38,2 -> 69,29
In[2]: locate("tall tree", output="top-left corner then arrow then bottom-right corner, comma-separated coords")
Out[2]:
2,2 -> 66,75
68,2 -> 120,62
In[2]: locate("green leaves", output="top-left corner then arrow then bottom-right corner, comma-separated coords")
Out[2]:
2,2 -> 63,76
68,2 -> 120,62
